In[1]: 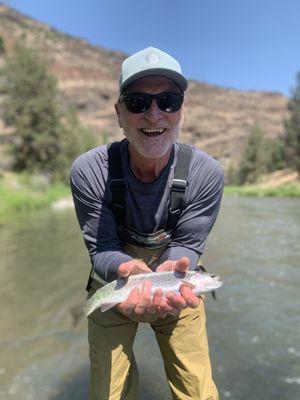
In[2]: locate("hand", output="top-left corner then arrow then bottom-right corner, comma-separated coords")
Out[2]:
117,258 -> 152,278
117,282 -> 175,320
156,257 -> 201,316
117,259 -> 155,319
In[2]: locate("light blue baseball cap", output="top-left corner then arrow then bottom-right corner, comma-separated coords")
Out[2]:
119,46 -> 188,92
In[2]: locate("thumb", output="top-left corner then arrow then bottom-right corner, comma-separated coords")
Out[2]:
175,257 -> 190,273
118,263 -> 131,278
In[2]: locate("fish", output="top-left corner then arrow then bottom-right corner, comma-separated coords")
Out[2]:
84,270 -> 223,316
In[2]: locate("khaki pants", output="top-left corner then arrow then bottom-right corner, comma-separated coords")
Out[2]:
88,285 -> 219,400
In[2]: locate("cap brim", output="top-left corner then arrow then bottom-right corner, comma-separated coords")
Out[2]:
120,68 -> 188,92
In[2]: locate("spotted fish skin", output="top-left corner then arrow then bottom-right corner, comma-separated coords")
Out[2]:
84,270 -> 223,316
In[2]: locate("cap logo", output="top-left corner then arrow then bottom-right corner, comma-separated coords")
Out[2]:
145,51 -> 160,65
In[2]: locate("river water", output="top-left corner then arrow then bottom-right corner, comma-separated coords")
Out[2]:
0,197 -> 299,400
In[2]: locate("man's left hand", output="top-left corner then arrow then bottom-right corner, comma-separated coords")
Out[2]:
156,256 -> 201,316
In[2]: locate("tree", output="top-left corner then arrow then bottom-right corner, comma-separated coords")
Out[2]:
1,41 -> 61,172
55,106 -> 96,182
236,125 -> 269,184
283,71 -> 300,173
1,40 -> 95,182
264,136 -> 286,172
0,36 -> 5,55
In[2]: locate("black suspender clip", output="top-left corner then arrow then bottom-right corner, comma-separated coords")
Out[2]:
171,178 -> 188,193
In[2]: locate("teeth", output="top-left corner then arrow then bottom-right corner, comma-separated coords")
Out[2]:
141,128 -> 165,133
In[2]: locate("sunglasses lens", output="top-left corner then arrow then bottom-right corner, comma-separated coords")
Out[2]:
122,92 -> 183,113
124,93 -> 151,113
157,93 -> 183,112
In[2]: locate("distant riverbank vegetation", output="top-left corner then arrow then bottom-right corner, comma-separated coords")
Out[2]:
0,38 -> 96,183
0,38 -> 299,220
224,183 -> 300,197
227,72 -> 300,186
0,172 -> 70,222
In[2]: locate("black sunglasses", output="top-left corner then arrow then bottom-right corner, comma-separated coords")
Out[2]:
119,91 -> 184,113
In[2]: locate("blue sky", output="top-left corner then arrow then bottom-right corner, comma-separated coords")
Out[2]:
5,0 -> 300,96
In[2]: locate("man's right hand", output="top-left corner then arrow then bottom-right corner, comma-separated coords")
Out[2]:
116,259 -> 171,319
117,259 -> 152,318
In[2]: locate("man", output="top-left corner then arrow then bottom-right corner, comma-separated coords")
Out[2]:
70,46 -> 224,400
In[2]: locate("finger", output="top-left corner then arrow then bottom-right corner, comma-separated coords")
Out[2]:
150,296 -> 172,318
162,298 -> 181,316
156,261 -> 174,272
157,298 -> 173,318
147,288 -> 163,314
132,264 -> 152,275
153,289 -> 163,306
134,281 -> 152,315
166,291 -> 187,310
174,257 -> 190,274
118,287 -> 140,315
179,284 -> 200,308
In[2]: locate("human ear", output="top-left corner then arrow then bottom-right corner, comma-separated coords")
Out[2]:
114,102 -> 123,128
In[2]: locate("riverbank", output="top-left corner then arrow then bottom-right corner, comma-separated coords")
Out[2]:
0,172 -> 299,222
0,172 -> 70,222
224,184 -> 300,197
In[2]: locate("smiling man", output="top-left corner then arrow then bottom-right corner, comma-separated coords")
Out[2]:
70,47 -> 224,400
116,75 -> 184,163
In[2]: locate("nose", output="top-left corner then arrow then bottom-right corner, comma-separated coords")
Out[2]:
144,98 -> 162,122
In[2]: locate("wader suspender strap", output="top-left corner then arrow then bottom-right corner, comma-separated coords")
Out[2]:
108,142 -> 126,226
86,142 -> 125,291
108,141 -> 192,232
166,143 -> 192,232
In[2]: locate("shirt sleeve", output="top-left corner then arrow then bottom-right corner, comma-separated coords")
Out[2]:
157,160 -> 224,269
70,155 -> 132,282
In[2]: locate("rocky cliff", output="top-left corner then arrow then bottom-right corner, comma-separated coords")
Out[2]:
0,4 -> 289,173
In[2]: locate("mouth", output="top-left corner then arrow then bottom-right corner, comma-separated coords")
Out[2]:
140,128 -> 166,137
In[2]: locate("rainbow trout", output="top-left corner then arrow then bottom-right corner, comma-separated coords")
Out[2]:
84,270 -> 223,316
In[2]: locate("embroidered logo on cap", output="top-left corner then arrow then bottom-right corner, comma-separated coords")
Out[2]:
145,51 -> 160,65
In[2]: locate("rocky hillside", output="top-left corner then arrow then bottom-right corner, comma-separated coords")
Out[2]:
0,4 -> 289,173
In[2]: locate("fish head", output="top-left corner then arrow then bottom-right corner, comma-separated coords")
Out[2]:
189,272 -> 223,294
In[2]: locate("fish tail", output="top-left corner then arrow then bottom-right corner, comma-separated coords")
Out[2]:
83,294 -> 102,317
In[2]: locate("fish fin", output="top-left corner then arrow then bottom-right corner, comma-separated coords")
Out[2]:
211,290 -> 217,301
181,280 -> 196,289
83,300 -> 101,316
83,304 -> 96,317
100,302 -> 117,312
195,264 -> 207,272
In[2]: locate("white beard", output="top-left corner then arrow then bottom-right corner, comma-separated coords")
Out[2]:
124,124 -> 182,159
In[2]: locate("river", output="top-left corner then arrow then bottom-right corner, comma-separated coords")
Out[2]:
0,197 -> 299,399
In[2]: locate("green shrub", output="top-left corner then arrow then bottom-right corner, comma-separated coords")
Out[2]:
236,125 -> 288,185
283,71 -> 300,173
0,35 -> 5,55
236,126 -> 269,184
1,40 -> 96,183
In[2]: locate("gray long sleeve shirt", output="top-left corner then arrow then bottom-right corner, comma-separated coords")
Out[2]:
70,140 -> 224,282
